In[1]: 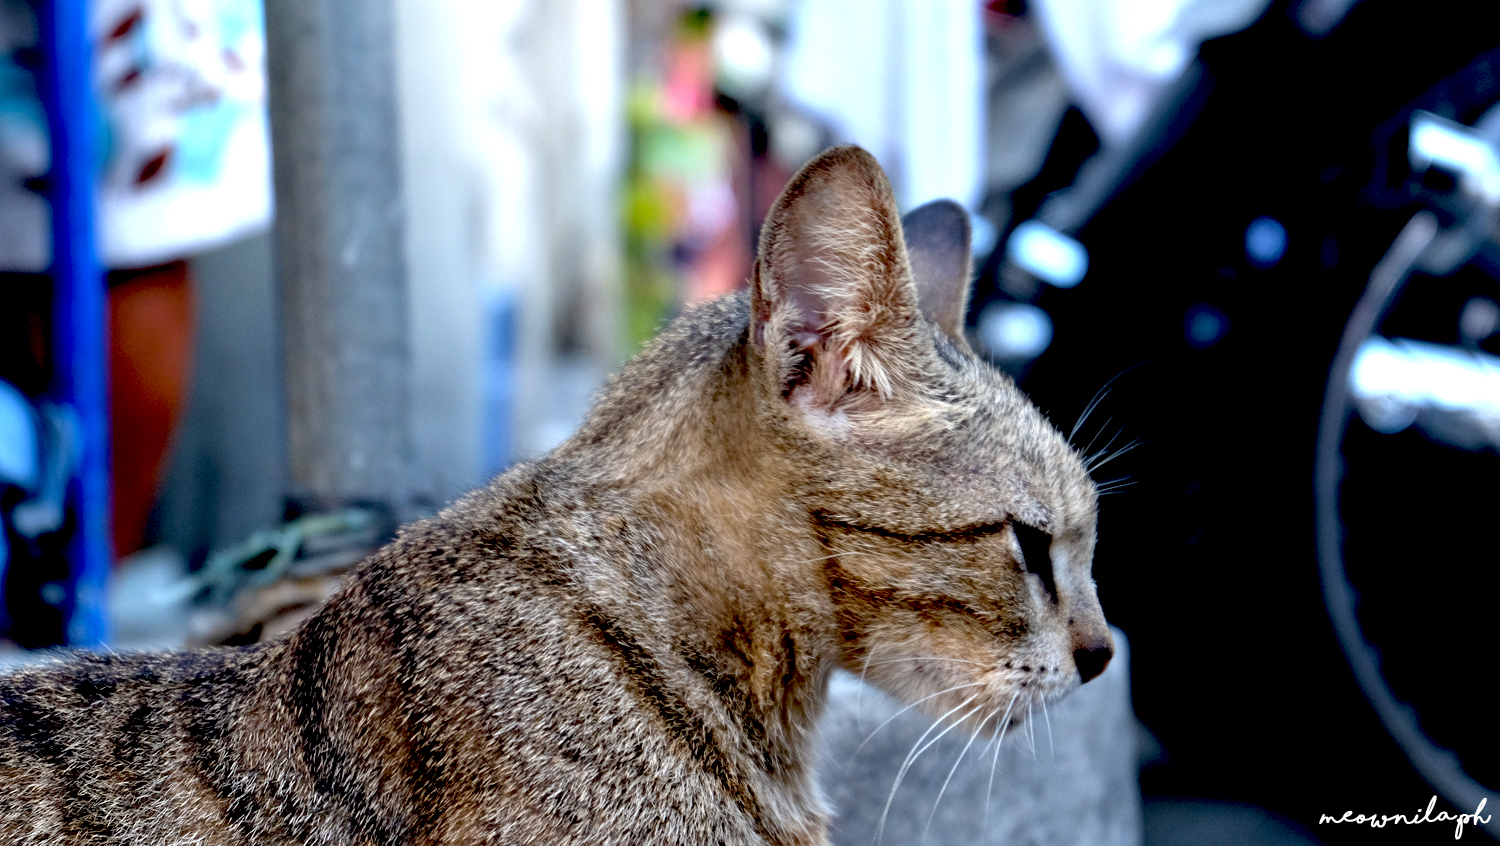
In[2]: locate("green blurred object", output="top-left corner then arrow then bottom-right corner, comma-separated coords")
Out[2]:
619,7 -> 737,354
193,509 -> 381,605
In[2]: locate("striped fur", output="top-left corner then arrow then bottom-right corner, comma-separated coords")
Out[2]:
0,147 -> 1111,845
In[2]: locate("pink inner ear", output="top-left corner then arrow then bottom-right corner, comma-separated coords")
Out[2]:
796,344 -> 851,411
791,329 -> 823,351
752,146 -> 922,406
782,234 -> 844,345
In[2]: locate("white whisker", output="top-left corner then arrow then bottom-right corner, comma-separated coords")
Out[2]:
875,694 -> 981,846
1078,416 -> 1114,463
1068,389 -> 1106,445
1094,475 -> 1134,494
850,681 -> 986,760
1042,699 -> 1054,759
1025,702 -> 1036,760
1083,425 -> 1122,470
1086,438 -> 1141,474
921,704 -> 987,845
1068,364 -> 1142,446
1095,478 -> 1136,497
981,692 -> 1019,831
857,642 -> 886,732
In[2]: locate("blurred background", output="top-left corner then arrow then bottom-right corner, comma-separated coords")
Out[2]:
1,0 -> 1497,842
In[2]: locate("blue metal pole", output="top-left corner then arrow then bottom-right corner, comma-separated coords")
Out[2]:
38,0 -> 112,646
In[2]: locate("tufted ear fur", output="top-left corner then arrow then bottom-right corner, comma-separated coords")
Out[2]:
901,199 -> 973,348
751,147 -> 924,413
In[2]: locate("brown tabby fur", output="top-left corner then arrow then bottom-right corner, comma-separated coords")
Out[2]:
0,146 -> 1112,845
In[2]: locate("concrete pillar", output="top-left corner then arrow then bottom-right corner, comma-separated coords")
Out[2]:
263,0 -> 415,513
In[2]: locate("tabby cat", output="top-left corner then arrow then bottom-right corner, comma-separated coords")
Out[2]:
0,146 -> 1112,845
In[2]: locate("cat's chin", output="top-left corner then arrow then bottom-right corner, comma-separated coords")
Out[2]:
941,680 -> 1079,743
970,708 -> 1028,740
862,661 -> 1085,743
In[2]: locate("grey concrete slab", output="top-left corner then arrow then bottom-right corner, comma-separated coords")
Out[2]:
818,627 -> 1141,846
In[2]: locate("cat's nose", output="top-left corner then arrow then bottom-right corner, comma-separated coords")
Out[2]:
1072,637 -> 1114,683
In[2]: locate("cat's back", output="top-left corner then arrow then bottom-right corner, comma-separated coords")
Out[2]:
0,464 -> 767,846
0,644 -> 273,842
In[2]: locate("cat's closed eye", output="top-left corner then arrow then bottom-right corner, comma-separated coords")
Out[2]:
1013,522 -> 1056,603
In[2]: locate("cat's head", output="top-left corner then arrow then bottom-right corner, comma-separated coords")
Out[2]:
751,146 -> 1112,732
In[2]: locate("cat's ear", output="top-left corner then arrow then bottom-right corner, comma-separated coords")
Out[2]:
902,200 -> 973,346
751,146 -> 921,411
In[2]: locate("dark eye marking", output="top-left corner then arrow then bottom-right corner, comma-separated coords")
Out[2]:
932,334 -> 965,370
811,512 -> 1047,629
1013,522 -> 1057,603
810,512 -> 1009,544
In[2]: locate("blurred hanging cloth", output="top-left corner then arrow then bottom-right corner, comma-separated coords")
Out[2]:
779,0 -> 985,212
0,0 -> 272,272
1030,0 -> 1271,146
0,0 -> 49,271
90,0 -> 272,267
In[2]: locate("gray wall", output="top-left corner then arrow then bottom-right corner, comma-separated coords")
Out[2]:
154,232 -> 285,558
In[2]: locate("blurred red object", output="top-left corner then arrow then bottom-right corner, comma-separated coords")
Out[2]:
107,260 -> 194,558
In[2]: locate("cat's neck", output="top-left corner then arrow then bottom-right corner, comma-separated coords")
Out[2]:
544,296 -> 839,774
556,296 -> 761,487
